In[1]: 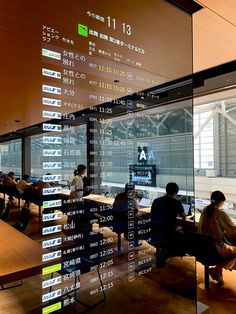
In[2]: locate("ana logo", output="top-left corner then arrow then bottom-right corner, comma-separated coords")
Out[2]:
42,250 -> 62,262
42,237 -> 62,248
43,199 -> 62,208
42,289 -> 62,303
42,48 -> 61,60
42,225 -> 62,235
42,276 -> 62,289
43,162 -> 62,170
43,174 -> 62,182
42,111 -> 61,119
42,97 -> 61,107
42,84 -> 61,95
43,187 -> 62,195
43,150 -> 62,156
42,68 -> 61,79
42,213 -> 62,222
43,124 -> 62,132
43,137 -> 62,144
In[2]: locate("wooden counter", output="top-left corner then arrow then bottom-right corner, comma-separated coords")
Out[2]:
0,220 -> 44,284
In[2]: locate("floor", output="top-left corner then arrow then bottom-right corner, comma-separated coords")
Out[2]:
0,197 -> 235,314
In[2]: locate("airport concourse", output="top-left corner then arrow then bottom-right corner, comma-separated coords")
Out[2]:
0,0 -> 236,313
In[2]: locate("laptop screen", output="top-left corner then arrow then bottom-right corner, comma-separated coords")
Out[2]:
182,203 -> 191,215
139,198 -> 152,207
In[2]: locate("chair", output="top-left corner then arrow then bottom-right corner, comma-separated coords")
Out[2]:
0,184 -> 6,202
0,197 -> 5,215
11,189 -> 22,208
13,207 -> 30,232
185,232 -> 236,290
0,201 -> 11,221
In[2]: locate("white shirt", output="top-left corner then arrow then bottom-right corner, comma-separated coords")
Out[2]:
70,175 -> 83,199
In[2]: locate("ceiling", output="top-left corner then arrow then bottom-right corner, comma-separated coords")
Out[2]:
0,0 -> 235,137
193,0 -> 236,72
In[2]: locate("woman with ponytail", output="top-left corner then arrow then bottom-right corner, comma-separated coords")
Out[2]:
199,191 -> 236,285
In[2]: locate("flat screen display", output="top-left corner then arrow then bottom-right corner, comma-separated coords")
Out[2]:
129,164 -> 156,187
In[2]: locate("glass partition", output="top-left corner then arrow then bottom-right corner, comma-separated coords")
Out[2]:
194,89 -> 236,219
194,84 -> 236,311
100,103 -> 194,196
0,1 -> 194,313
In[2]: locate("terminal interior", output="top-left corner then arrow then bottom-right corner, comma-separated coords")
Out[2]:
0,0 -> 236,313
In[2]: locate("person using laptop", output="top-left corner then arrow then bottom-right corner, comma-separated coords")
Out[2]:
199,190 -> 236,285
112,182 -> 139,221
112,183 -> 141,246
150,182 -> 186,262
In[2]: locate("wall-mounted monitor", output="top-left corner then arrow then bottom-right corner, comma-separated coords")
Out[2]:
129,164 -> 156,187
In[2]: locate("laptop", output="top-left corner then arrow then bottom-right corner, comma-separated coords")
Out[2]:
182,203 -> 191,216
139,198 -> 152,208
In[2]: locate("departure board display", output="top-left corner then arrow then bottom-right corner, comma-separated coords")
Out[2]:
0,0 -> 192,135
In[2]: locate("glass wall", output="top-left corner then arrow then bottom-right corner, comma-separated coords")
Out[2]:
99,102 -> 194,199
0,1 -> 195,314
194,83 -> 236,311
194,90 -> 236,218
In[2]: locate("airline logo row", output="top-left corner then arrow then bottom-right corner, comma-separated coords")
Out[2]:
42,199 -> 62,209
43,97 -> 61,107
43,187 -> 63,195
43,123 -> 61,132
43,136 -> 62,144
42,68 -> 61,79
42,274 -> 81,290
42,162 -> 63,170
42,174 -> 62,181
42,84 -> 61,95
42,48 -> 61,60
42,111 -> 61,120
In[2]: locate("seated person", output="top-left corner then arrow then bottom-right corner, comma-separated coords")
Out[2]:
31,173 -> 56,196
112,183 -> 140,243
2,172 -> 16,187
0,171 -> 5,183
112,182 -> 139,221
199,190 -> 236,285
16,174 -> 30,195
33,180 -> 52,195
23,177 -> 53,206
150,182 -> 186,254
2,172 -> 17,201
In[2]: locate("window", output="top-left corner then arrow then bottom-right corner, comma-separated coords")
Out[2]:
194,110 -> 214,169
0,139 -> 22,176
